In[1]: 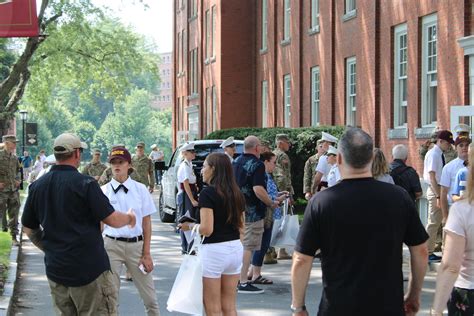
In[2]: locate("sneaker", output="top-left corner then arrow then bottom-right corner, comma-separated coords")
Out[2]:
237,282 -> 264,294
428,254 -> 442,262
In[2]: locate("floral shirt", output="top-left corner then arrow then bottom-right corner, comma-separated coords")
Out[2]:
266,173 -> 281,220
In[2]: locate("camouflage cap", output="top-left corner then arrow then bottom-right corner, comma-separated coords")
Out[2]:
2,135 -> 18,143
260,140 -> 272,149
136,141 -> 145,148
275,134 -> 290,143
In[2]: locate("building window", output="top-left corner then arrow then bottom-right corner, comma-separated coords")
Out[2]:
345,0 -> 356,14
284,74 -> 291,127
262,80 -> 268,127
211,6 -> 216,58
188,108 -> 199,140
177,32 -> 182,73
311,0 -> 319,31
311,66 -> 320,126
189,0 -> 197,18
283,0 -> 291,41
212,86 -> 217,131
346,57 -> 357,126
205,9 -> 211,59
422,14 -> 437,126
189,48 -> 198,95
261,0 -> 268,51
394,23 -> 407,128
206,87 -> 212,133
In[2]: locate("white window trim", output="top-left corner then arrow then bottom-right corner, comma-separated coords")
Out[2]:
311,66 -> 320,126
345,0 -> 356,14
284,74 -> 291,127
262,80 -> 268,127
394,23 -> 408,128
212,86 -> 217,131
261,0 -> 268,51
205,9 -> 211,59
310,0 -> 319,31
346,56 -> 356,126
421,14 -> 438,127
284,0 -> 291,41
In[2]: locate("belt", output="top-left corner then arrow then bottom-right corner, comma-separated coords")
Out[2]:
106,235 -> 143,242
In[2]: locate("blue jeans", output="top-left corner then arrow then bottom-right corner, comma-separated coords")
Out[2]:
251,222 -> 273,267
154,169 -> 162,185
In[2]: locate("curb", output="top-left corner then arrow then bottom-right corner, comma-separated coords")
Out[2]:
0,239 -> 21,316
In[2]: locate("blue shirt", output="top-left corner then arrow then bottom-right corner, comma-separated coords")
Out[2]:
452,166 -> 468,197
266,173 -> 281,219
233,153 -> 266,222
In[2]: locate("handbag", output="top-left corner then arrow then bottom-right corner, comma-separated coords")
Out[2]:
270,199 -> 300,247
167,226 -> 204,315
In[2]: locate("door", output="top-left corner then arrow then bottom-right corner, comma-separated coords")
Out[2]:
450,105 -> 474,135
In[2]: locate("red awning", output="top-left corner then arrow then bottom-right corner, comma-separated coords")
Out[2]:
0,0 -> 39,38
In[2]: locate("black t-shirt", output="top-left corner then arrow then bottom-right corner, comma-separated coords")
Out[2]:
296,177 -> 428,316
197,186 -> 240,244
389,159 -> 423,202
22,165 -> 115,287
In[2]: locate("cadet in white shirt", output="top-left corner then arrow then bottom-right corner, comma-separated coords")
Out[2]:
220,136 -> 236,162
101,147 -> 159,315
312,132 -> 338,192
326,146 -> 341,187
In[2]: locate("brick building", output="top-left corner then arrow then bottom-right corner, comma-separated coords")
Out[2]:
173,0 -> 474,172
151,52 -> 173,110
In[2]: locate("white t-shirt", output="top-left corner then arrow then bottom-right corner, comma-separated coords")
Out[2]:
327,165 -> 341,187
316,155 -> 330,182
375,173 -> 395,184
423,144 -> 444,185
102,177 -> 156,238
177,159 -> 196,193
440,158 -> 465,205
444,200 -> 474,289
149,150 -> 163,162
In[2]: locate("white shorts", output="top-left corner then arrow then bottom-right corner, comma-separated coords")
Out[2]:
200,239 -> 243,278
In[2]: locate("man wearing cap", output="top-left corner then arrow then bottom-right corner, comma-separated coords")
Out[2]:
326,146 -> 341,188
273,134 -> 294,197
0,135 -> 21,242
303,139 -> 325,200
21,133 -> 137,315
132,142 -> 155,193
423,130 -> 454,262
149,144 -> 164,185
102,147 -> 160,315
220,136 -> 236,162
312,132 -> 338,193
82,149 -> 107,181
99,144 -> 127,186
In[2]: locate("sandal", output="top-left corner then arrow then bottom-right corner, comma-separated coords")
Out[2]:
251,275 -> 273,285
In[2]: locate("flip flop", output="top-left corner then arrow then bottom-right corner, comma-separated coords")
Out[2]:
252,275 -> 273,285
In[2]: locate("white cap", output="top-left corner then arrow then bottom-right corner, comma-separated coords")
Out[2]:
150,144 -> 157,150
327,146 -> 338,156
321,132 -> 338,143
220,137 -> 235,148
179,142 -> 195,152
454,124 -> 470,134
45,154 -> 56,164
53,133 -> 88,154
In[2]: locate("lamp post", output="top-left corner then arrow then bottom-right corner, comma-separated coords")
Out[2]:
19,110 -> 27,154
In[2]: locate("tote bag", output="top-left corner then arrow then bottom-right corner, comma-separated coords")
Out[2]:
270,199 -> 300,247
167,228 -> 204,315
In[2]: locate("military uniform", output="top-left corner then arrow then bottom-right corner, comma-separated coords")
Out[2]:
0,143 -> 21,238
272,148 -> 294,195
82,161 -> 107,179
303,153 -> 320,195
131,155 -> 155,189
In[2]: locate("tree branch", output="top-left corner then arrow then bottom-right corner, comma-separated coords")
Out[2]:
6,69 -> 31,114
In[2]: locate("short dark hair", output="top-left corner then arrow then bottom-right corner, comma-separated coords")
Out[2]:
339,127 -> 373,169
54,152 -> 74,162
260,151 -> 275,162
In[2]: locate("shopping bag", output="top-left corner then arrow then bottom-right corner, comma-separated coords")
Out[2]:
167,227 -> 204,315
270,199 -> 300,247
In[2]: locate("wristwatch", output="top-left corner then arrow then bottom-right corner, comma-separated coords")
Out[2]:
290,305 -> 306,313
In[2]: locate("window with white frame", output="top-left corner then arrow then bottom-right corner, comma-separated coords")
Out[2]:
211,5 -> 216,58
283,0 -> 291,41
206,87 -> 212,133
422,14 -> 437,126
177,32 -> 182,73
345,0 -> 356,14
205,9 -> 211,59
346,57 -> 356,126
311,0 -> 319,31
394,23 -> 407,128
284,74 -> 291,127
262,80 -> 268,127
261,0 -> 268,50
311,66 -> 320,126
212,86 -> 217,131
189,0 -> 197,18
189,48 -> 198,95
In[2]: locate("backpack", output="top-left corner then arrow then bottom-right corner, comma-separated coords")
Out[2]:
390,166 -> 411,193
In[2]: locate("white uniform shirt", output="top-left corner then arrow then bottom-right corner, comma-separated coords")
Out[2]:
149,150 -> 163,162
327,165 -> 341,187
225,152 -> 234,163
177,159 -> 196,193
440,157 -> 465,205
315,155 -> 330,182
102,177 -> 156,238
423,144 -> 444,185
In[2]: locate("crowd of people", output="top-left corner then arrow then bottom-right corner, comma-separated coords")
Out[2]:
2,122 -> 474,315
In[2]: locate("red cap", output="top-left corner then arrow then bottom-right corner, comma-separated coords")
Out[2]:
455,135 -> 471,146
108,147 -> 131,163
437,130 -> 454,144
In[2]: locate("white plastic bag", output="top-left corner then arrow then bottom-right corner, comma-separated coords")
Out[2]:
270,199 -> 300,247
167,227 -> 204,315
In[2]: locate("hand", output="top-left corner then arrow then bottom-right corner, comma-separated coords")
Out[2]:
139,254 -> 154,273
436,198 -> 441,209
127,208 -> 136,228
94,176 -> 100,181
0,182 -> 5,190
304,192 -> 312,200
178,222 -> 193,231
148,186 -> 154,193
404,294 -> 420,316
192,200 -> 199,207
271,201 -> 279,209
442,216 -> 447,226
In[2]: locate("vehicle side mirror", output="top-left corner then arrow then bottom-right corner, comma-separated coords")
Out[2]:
155,161 -> 168,171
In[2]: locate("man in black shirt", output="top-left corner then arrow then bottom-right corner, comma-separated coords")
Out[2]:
389,144 -> 423,202
22,133 -> 136,315
291,128 -> 428,316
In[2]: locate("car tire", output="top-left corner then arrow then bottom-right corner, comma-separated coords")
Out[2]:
159,190 -> 175,223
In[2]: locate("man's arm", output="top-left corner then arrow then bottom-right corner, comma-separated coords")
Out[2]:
23,226 -> 44,251
291,251 -> 313,316
148,159 -> 155,191
415,191 -> 423,199
311,172 -> 323,195
429,172 -> 440,196
440,186 -> 449,222
404,242 -> 428,316
253,185 -> 278,209
139,215 -> 154,273
102,209 -> 136,228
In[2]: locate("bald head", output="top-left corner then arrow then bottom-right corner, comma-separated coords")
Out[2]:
244,135 -> 261,157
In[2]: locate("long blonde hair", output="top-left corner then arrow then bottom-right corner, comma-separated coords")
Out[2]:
372,148 -> 389,178
466,144 -> 474,203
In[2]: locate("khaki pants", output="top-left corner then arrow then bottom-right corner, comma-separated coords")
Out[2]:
48,270 -> 117,316
0,191 -> 19,237
104,237 -> 160,316
426,186 -> 443,254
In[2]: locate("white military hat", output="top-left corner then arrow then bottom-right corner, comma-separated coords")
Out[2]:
179,142 -> 195,152
220,137 -> 235,148
45,154 -> 56,164
327,146 -> 338,156
321,132 -> 338,143
454,124 -> 470,134
150,144 -> 157,150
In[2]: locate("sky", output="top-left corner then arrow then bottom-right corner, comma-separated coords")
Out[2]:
86,0 -> 172,53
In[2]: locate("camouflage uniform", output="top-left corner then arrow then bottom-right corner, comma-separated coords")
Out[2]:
131,155 -> 155,188
0,148 -> 21,237
82,161 -> 107,179
272,148 -> 294,195
303,153 -> 320,194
